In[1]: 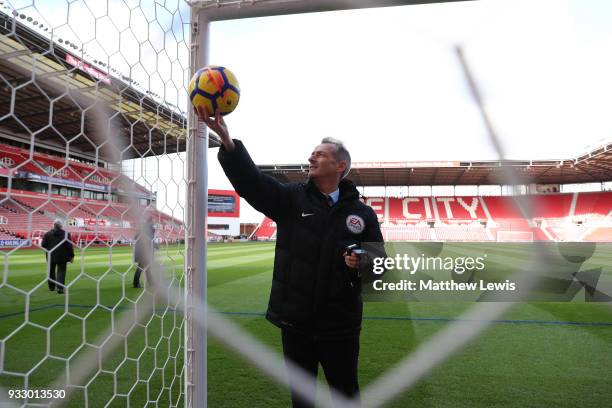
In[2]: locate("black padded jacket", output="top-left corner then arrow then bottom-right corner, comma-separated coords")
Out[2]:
218,140 -> 384,338
41,228 -> 74,264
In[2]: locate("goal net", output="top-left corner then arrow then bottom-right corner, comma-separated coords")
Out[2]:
2,2 -> 600,408
0,1 -> 189,406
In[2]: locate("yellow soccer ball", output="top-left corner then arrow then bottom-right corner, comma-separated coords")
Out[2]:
188,65 -> 240,116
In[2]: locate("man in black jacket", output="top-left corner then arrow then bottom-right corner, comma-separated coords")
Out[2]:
41,219 -> 75,294
197,108 -> 384,407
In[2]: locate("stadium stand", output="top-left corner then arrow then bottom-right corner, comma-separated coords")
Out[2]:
0,143 -> 131,192
256,139 -> 611,242
248,192 -> 612,242
250,217 -> 277,240
574,191 -> 611,216
0,137 -> 234,247
0,141 -> 196,248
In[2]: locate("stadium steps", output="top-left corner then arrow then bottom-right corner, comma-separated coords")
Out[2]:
0,230 -> 21,240
578,210 -> 612,241
10,196 -> 55,217
69,202 -> 97,219
0,226 -> 21,240
539,225 -> 556,241
0,203 -> 18,213
12,197 -> 37,213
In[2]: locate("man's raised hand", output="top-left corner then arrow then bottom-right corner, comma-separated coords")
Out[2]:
195,106 -> 234,151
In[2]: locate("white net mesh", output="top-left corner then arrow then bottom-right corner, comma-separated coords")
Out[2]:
1,1 -> 611,408
0,0 -> 189,406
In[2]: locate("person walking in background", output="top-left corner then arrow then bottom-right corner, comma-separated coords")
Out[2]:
41,219 -> 74,294
133,217 -> 156,289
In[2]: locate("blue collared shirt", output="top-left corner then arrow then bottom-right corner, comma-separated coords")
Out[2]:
327,188 -> 340,205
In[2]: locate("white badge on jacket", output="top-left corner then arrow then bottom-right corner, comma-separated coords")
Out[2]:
346,215 -> 365,234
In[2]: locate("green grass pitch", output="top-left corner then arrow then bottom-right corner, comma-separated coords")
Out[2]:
1,242 -> 612,407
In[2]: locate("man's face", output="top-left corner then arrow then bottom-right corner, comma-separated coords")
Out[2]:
308,143 -> 344,180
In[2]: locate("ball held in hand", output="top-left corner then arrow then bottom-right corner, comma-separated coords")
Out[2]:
188,65 -> 240,116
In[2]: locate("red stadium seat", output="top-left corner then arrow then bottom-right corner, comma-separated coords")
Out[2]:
254,192 -> 612,242
251,217 -> 276,240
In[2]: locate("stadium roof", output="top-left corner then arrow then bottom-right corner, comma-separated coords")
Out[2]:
259,141 -> 612,186
0,10 -> 221,162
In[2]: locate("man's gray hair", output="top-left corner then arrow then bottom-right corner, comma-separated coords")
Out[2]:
321,137 -> 351,179
53,219 -> 63,229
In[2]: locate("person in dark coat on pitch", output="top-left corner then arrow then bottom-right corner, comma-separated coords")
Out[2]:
41,219 -> 75,294
133,217 -> 156,288
196,107 -> 385,407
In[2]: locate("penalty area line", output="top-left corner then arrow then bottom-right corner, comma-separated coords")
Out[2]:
1,306 -> 611,328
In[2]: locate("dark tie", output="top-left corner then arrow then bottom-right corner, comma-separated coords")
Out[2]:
327,195 -> 334,206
